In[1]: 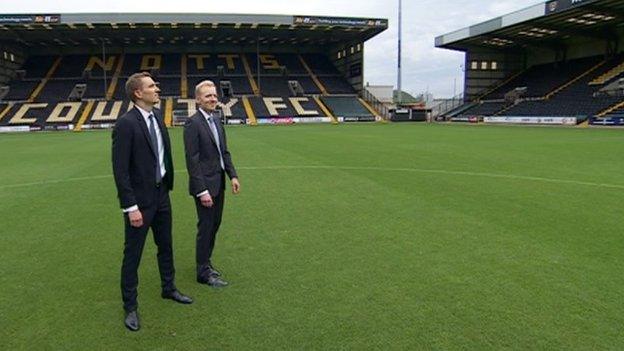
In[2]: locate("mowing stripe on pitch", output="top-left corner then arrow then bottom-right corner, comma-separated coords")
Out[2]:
2,166 -> 624,191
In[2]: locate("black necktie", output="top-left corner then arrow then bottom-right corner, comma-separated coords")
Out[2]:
148,114 -> 162,183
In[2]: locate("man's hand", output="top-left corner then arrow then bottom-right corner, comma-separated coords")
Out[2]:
200,193 -> 214,207
231,177 -> 241,194
128,209 -> 143,228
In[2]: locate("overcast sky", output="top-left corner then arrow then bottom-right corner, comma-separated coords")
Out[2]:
6,0 -> 541,98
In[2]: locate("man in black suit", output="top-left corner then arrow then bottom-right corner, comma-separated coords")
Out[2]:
183,80 -> 240,287
112,72 -> 193,332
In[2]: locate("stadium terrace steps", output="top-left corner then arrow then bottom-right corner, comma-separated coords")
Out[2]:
240,54 -> 260,95
180,54 -> 188,98
105,54 -> 125,100
241,96 -> 257,125
589,59 -> 624,85
357,98 -> 380,118
298,55 -> 328,95
73,100 -> 95,132
0,103 -> 13,121
164,97 -> 174,127
597,100 -> 624,118
313,96 -> 337,124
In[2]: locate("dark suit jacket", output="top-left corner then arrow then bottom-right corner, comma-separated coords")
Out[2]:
112,107 -> 174,209
183,111 -> 237,198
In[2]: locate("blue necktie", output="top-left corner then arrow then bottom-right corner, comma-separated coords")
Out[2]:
207,116 -> 225,170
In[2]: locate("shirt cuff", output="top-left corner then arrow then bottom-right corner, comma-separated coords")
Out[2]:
196,190 -> 209,197
123,205 -> 139,213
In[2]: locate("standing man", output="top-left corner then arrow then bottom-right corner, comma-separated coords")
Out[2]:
183,80 -> 240,287
112,72 -> 193,332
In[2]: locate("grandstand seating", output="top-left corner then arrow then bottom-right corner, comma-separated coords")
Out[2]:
36,79 -> 83,102
321,96 -> 373,118
480,56 -> 602,100
589,59 -> 624,85
256,77 -> 293,97
449,53 -> 624,121
21,56 -> 57,78
459,101 -> 508,117
4,80 -> 38,101
302,54 -> 340,75
319,76 -> 356,94
601,106 -> 624,118
297,77 -> 322,94
0,52 -> 371,128
502,55 -> 624,117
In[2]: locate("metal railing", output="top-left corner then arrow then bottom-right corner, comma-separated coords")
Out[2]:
430,92 -> 464,118
360,87 -> 390,119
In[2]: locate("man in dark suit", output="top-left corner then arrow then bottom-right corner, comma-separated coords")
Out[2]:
183,80 -> 240,287
112,72 -> 193,332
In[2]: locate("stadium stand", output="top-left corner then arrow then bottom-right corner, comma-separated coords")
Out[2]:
0,52 -> 376,128
478,56 -> 603,100
436,0 -> 624,126
0,13 -> 388,131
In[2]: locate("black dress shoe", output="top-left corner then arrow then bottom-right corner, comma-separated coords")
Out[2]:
162,290 -> 193,304
124,310 -> 140,331
208,267 -> 221,277
207,263 -> 221,277
197,275 -> 229,287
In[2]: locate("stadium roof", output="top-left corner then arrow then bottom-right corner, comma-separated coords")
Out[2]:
435,0 -> 624,51
0,13 -> 388,48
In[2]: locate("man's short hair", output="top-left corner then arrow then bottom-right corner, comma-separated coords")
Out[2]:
125,72 -> 152,102
194,80 -> 216,98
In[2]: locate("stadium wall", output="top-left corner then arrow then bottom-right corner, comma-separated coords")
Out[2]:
464,50 -> 524,101
0,44 -> 24,85
330,41 -> 364,93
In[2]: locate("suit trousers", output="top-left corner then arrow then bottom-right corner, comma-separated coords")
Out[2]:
194,173 -> 225,279
121,185 -> 176,312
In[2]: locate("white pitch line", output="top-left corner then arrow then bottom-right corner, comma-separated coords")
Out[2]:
1,165 -> 623,191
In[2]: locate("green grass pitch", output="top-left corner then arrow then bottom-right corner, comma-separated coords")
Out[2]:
1,123 -> 623,349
